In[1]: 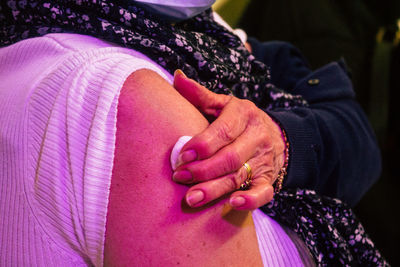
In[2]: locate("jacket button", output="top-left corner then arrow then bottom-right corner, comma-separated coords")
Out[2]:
308,78 -> 320,85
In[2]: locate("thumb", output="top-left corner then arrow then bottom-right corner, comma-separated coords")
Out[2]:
173,69 -> 230,117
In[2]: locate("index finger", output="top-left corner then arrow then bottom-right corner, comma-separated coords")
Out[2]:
180,98 -> 253,162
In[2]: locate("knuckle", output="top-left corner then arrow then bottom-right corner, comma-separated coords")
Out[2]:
224,149 -> 241,172
258,126 -> 269,139
192,164 -> 211,181
266,191 -> 274,204
225,173 -> 241,190
240,99 -> 257,113
259,186 -> 274,205
191,149 -> 242,182
215,120 -> 236,143
195,138 -> 214,158
238,99 -> 263,127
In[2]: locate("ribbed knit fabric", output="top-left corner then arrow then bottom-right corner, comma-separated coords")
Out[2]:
0,33 -> 172,266
252,209 -> 312,266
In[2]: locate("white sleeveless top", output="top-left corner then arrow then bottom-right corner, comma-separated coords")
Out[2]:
0,33 -> 309,266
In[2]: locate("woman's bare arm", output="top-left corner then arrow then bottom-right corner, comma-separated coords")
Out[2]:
103,69 -> 263,266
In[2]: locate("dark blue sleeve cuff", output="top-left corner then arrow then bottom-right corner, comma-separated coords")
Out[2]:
249,38 -> 381,206
265,60 -> 380,207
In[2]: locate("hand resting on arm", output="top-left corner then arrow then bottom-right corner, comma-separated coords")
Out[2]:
172,70 -> 286,210
173,41 -> 382,208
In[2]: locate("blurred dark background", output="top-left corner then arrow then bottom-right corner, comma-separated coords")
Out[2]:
216,0 -> 399,265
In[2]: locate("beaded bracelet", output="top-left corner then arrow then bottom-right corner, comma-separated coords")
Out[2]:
274,123 -> 290,194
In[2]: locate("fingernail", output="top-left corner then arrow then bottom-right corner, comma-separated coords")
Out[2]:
186,190 -> 204,206
174,69 -> 186,78
176,149 -> 197,168
230,196 -> 246,207
172,170 -> 193,183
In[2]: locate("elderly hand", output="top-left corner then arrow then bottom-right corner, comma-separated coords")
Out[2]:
172,70 -> 286,210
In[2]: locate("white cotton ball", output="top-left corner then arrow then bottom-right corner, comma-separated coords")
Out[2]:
170,136 -> 193,171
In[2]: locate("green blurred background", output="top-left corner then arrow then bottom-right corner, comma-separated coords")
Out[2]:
214,0 -> 400,265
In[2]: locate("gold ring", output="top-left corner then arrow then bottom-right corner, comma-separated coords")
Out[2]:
243,162 -> 252,179
240,162 -> 253,190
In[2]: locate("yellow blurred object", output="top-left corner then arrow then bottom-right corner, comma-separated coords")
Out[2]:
212,0 -> 251,27
394,18 -> 400,46
376,27 -> 385,43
